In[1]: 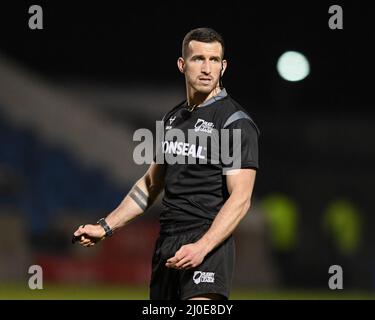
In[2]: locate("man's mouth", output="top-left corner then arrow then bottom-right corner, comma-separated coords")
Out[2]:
199,77 -> 212,84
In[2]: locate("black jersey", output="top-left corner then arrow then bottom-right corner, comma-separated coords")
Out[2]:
157,89 -> 259,234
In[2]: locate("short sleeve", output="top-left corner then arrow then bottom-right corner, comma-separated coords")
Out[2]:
153,112 -> 168,163
221,118 -> 259,171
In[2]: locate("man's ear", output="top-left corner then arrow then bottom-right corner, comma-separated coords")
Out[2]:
177,57 -> 185,73
221,59 -> 227,76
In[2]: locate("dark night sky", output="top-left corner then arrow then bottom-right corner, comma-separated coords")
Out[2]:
1,1 -> 373,116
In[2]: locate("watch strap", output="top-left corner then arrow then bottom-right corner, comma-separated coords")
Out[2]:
97,218 -> 113,237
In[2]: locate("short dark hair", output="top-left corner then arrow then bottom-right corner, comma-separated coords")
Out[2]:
182,27 -> 225,59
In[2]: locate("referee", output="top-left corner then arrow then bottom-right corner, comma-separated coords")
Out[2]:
73,27 -> 259,300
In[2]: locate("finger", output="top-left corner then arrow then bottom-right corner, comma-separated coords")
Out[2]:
174,257 -> 190,269
179,261 -> 192,270
165,263 -> 175,269
165,261 -> 177,268
74,225 -> 86,236
165,259 -> 177,268
82,240 -> 93,247
78,237 -> 87,244
166,255 -> 180,264
81,238 -> 91,245
166,259 -> 184,269
74,229 -> 83,236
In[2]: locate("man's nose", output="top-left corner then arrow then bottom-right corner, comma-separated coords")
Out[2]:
201,60 -> 211,74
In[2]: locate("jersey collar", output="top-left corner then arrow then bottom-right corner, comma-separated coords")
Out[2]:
186,88 -> 228,110
199,88 -> 228,108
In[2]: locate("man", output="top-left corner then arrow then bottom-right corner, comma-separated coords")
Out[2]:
73,27 -> 259,300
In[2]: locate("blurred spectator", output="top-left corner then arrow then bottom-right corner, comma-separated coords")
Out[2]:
323,199 -> 363,289
323,199 -> 361,256
261,193 -> 299,287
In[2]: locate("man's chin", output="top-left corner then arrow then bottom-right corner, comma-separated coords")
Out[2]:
194,84 -> 216,94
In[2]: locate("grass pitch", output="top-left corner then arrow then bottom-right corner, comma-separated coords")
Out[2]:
1,283 -> 375,300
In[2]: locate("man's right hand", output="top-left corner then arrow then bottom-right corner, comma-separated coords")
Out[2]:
72,224 -> 106,247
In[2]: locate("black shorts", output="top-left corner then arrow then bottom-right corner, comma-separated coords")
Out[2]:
149,225 -> 235,300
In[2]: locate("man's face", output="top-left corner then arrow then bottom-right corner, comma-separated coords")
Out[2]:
179,40 -> 226,94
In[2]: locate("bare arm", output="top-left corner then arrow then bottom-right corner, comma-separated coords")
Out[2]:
195,168 -> 256,252
73,162 -> 165,246
166,168 -> 256,269
105,162 -> 165,232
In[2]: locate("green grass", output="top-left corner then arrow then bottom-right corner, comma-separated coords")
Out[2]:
0,283 -> 148,300
1,283 -> 374,300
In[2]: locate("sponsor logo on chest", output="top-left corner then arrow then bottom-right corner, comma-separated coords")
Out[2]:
162,141 -> 205,159
194,118 -> 214,133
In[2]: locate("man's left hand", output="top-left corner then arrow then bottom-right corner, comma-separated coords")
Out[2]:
165,242 -> 208,270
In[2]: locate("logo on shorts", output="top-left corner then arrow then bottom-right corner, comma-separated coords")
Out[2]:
193,271 -> 215,284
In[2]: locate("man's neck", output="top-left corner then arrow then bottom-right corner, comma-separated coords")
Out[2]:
186,86 -> 221,108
